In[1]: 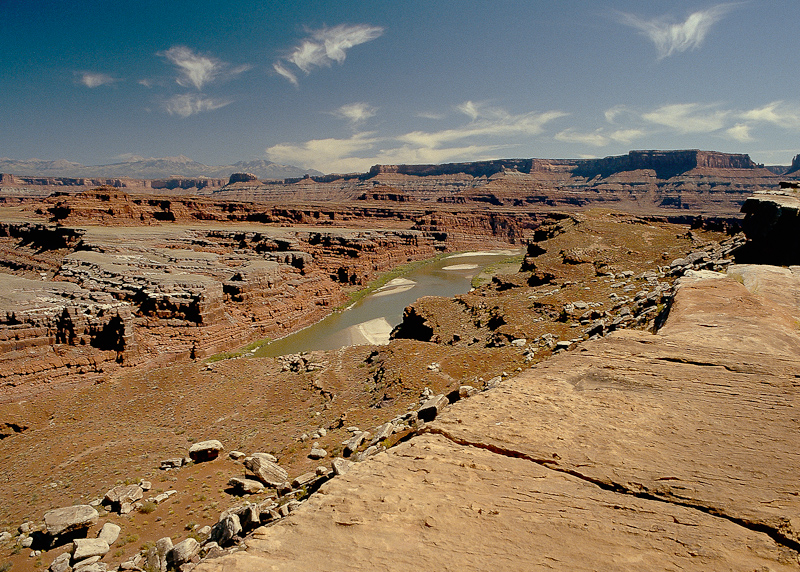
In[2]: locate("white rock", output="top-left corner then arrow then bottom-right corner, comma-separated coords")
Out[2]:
44,505 -> 99,536
72,538 -> 109,561
49,551 -> 71,572
96,523 -> 120,546
167,538 -> 199,568
308,447 -> 327,460
188,440 -> 224,462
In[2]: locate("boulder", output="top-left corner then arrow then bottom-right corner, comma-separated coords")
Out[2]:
145,537 -> 173,572
292,472 -> 317,489
235,504 -> 260,530
49,552 -> 71,572
331,458 -> 353,476
96,523 -> 120,546
43,505 -> 99,536
72,538 -> 109,561
160,458 -> 183,470
210,515 -> 241,546
343,432 -> 368,456
227,477 -> 265,495
458,385 -> 478,399
416,394 -> 448,422
251,452 -> 278,463
308,447 -> 327,460
72,556 -> 101,570
104,484 -> 143,508
73,563 -> 105,572
369,422 -> 394,446
188,440 -> 224,462
243,456 -> 288,487
167,538 -> 200,568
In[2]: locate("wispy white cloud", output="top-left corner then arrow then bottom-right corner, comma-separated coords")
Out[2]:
400,108 -> 567,148
331,102 -> 377,124
163,94 -> 232,118
641,103 -> 730,133
741,101 -> 800,129
555,129 -> 609,147
618,4 -> 739,59
159,45 -> 250,90
78,72 -> 117,88
597,99 -> 800,147
266,132 -> 382,173
609,128 -> 647,144
273,62 -> 299,87
416,111 -> 445,120
275,24 -> 384,84
554,127 -> 646,147
726,123 -> 752,142
266,102 -> 565,173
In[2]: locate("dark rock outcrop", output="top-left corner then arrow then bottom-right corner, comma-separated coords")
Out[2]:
739,189 -> 800,265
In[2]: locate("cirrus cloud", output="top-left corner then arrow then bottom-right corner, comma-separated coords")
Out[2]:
331,102 -> 377,124
641,103 -> 730,133
274,24 -> 384,85
78,72 -> 117,88
618,4 -> 740,59
163,94 -> 232,118
266,102 -> 566,173
159,45 -> 250,90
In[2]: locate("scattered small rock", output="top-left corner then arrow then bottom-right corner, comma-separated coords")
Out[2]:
308,447 -> 327,460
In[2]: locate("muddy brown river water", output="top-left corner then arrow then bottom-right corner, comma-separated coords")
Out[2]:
255,250 -> 521,357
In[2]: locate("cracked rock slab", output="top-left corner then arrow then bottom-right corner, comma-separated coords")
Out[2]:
429,267 -> 800,548
195,434 -> 798,572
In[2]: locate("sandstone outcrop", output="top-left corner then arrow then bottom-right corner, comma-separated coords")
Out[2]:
194,264 -> 800,571
740,187 -> 800,265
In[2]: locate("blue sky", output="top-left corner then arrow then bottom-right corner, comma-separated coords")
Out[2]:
1,0 -> 798,172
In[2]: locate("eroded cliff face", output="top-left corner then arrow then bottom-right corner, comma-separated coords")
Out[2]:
0,190 -> 529,397
4,150 -> 792,216
210,150 -> 786,216
0,175 -> 226,197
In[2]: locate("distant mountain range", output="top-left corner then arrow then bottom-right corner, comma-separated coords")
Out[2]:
0,156 -> 323,180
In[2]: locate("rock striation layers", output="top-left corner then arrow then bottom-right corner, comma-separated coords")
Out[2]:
195,263 -> 800,571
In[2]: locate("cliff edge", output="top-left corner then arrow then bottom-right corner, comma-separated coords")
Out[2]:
196,263 -> 800,571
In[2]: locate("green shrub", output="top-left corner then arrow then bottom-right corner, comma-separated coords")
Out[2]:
139,501 -> 157,514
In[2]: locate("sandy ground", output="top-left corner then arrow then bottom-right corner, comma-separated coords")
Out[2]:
445,249 -> 521,259
371,278 -> 416,297
442,264 -> 479,270
342,317 -> 393,346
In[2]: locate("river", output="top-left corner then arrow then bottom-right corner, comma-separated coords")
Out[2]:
254,249 -> 521,357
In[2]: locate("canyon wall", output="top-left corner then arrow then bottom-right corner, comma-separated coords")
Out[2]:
0,191 -> 528,397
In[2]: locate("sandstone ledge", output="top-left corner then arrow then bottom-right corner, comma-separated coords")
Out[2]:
195,265 -> 800,571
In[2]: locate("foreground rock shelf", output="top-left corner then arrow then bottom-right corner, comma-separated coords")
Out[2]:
196,264 -> 800,571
